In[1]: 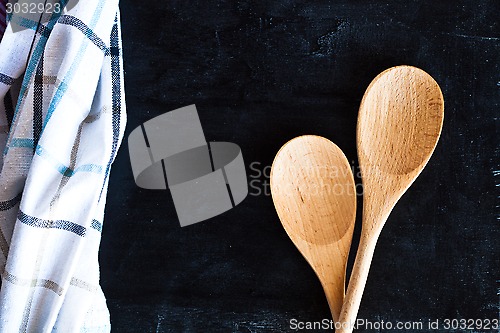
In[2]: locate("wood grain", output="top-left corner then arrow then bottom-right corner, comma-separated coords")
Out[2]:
338,66 -> 444,332
270,135 -> 356,322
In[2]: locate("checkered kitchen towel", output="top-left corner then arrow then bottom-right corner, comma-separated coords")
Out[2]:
0,0 -> 126,331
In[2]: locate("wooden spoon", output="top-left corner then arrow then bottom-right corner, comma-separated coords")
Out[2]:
338,66 -> 444,332
270,135 -> 356,322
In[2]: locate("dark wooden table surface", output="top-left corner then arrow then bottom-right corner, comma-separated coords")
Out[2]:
101,1 -> 499,332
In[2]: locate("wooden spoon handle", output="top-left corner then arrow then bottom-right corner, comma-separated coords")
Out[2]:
322,278 -> 345,323
337,232 -> 379,332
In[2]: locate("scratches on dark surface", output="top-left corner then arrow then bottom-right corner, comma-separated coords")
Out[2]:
311,20 -> 349,57
441,31 -> 500,42
109,302 -> 296,333
102,1 -> 500,332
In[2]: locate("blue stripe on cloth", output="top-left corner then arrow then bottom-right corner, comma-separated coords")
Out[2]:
9,15 -> 39,31
42,1 -> 107,131
99,17 -> 121,201
35,145 -> 103,176
0,193 -> 22,211
73,164 -> 103,173
9,138 -> 34,148
8,15 -> 52,39
4,3 -> 66,156
0,72 -> 15,85
58,15 -> 109,54
90,219 -> 102,232
8,16 -> 53,38
18,210 -> 86,237
8,141 -> 104,176
36,22 -> 52,39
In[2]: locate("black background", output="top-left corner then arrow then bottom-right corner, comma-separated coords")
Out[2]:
101,1 -> 499,332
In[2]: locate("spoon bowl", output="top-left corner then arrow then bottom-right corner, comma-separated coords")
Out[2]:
271,135 -> 356,322
358,66 -> 444,177
339,66 -> 444,332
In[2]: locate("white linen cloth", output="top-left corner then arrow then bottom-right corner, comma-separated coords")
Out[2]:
0,0 -> 126,331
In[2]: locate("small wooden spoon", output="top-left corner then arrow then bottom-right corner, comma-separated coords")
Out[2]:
338,66 -> 444,332
271,135 -> 356,322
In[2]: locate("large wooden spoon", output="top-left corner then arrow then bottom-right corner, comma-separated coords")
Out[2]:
271,135 -> 356,322
338,66 -> 444,332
